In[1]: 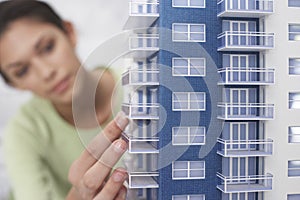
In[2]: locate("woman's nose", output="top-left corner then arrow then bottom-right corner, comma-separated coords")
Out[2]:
32,58 -> 56,80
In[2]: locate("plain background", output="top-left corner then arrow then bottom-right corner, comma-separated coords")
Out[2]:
0,0 -> 128,199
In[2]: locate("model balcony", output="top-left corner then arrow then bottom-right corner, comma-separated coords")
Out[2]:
124,0 -> 159,29
122,133 -> 159,154
122,69 -> 159,86
217,172 -> 273,193
217,138 -> 273,157
122,103 -> 159,120
218,67 -> 275,85
218,31 -> 274,51
129,34 -> 159,58
128,172 -> 159,189
217,0 -> 273,18
218,103 -> 274,120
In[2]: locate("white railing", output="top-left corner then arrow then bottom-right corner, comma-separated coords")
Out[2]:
128,172 -> 159,189
122,133 -> 159,154
129,0 -> 159,16
218,67 -> 275,85
217,0 -> 273,16
218,103 -> 274,120
129,34 -> 159,50
217,138 -> 273,157
122,69 -> 159,85
218,31 -> 274,50
217,172 -> 273,193
122,103 -> 159,119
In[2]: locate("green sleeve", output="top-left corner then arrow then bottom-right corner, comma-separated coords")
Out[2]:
3,115 -> 65,200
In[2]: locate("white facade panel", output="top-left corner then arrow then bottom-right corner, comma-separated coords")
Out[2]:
264,1 -> 300,199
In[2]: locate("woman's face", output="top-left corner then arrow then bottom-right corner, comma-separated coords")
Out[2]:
0,18 -> 81,105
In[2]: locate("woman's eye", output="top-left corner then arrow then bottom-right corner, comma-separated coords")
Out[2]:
15,66 -> 29,77
42,40 -> 55,54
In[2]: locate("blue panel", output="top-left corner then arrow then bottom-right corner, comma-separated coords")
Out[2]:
156,0 -> 222,199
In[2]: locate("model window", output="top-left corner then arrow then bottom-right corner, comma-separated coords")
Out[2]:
172,92 -> 206,111
289,0 -> 300,7
289,92 -> 300,109
173,57 -> 206,76
288,194 -> 300,200
172,194 -> 205,200
173,0 -> 205,8
172,126 -> 205,145
289,24 -> 300,41
289,58 -> 300,75
172,161 -> 205,179
288,160 -> 300,177
173,23 -> 206,42
288,127 -> 300,143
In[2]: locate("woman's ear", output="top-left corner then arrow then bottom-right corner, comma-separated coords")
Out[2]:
62,21 -> 77,48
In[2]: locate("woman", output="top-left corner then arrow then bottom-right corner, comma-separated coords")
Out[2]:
0,1 -> 128,199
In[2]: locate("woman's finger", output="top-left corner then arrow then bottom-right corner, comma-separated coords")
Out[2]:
68,111 -> 128,186
79,139 -> 127,198
93,168 -> 128,200
114,186 -> 127,200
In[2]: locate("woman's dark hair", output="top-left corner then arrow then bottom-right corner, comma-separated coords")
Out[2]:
0,0 -> 65,82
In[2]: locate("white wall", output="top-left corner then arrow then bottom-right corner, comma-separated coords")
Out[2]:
0,1 -> 128,199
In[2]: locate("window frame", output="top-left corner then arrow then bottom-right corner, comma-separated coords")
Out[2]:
172,57 -> 206,77
172,92 -> 206,111
288,23 -> 300,41
172,126 -> 206,145
172,194 -> 206,200
289,57 -> 300,75
288,126 -> 300,143
288,160 -> 300,177
289,92 -> 300,109
172,0 -> 206,8
172,161 -> 205,180
172,23 -> 206,42
288,0 -> 300,7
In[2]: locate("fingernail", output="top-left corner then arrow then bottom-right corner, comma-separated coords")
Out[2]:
114,140 -> 127,153
113,171 -> 125,182
115,111 -> 129,130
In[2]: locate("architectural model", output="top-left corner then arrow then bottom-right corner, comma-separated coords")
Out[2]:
121,0 -> 300,199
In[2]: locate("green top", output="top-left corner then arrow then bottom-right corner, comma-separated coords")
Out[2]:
3,69 -> 123,200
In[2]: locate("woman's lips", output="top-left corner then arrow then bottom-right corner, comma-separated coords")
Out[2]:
51,76 -> 70,94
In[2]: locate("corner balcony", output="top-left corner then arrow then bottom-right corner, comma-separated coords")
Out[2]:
217,172 -> 273,193
122,103 -> 159,120
217,0 -> 273,18
217,138 -> 273,157
122,69 -> 159,86
122,133 -> 159,154
218,67 -> 275,85
218,103 -> 275,120
218,31 -> 274,51
124,0 -> 159,29
129,34 -> 159,58
128,172 -> 159,189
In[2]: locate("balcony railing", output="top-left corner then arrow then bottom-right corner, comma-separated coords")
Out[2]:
217,0 -> 274,17
130,34 -> 159,51
218,31 -> 274,51
124,1 -> 159,29
129,0 -> 159,16
217,138 -> 273,157
122,69 -> 159,86
218,103 -> 274,120
122,133 -> 159,154
122,103 -> 159,120
218,67 -> 275,85
128,172 -> 159,189
217,172 -> 273,193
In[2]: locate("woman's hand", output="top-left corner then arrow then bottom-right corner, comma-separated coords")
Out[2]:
67,112 -> 129,200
